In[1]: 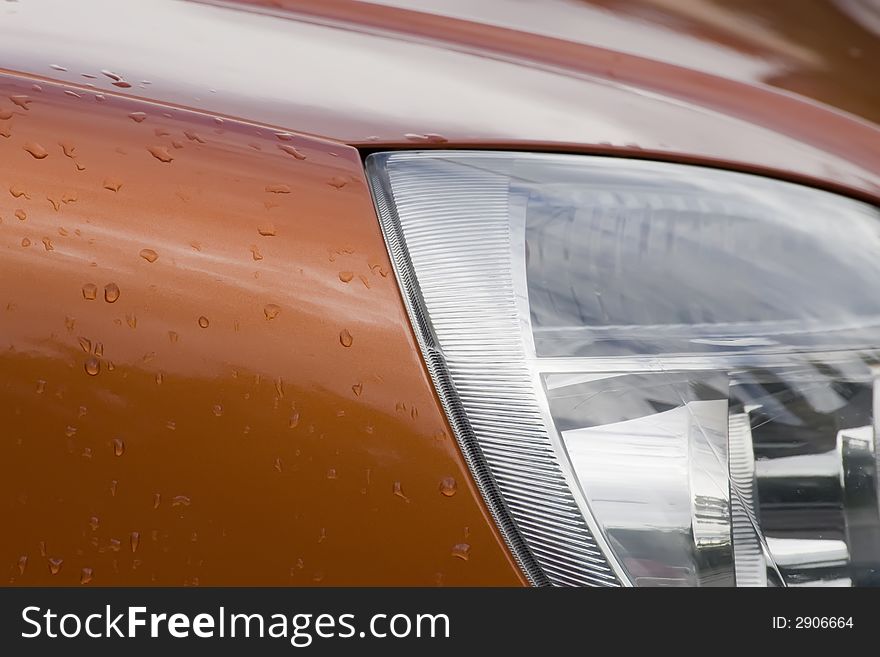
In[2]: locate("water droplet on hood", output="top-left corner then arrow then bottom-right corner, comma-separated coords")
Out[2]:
80,567 -> 93,584
104,283 -> 120,303
393,481 -> 409,501
82,283 -> 97,300
263,304 -> 280,320
112,438 -> 125,456
84,357 -> 100,376
139,248 -> 158,263
264,183 -> 290,194
451,543 -> 470,561
103,178 -> 122,192
198,316 -> 209,328
184,129 -> 206,143
439,477 -> 457,497
278,144 -> 306,160
339,329 -> 353,348
10,95 -> 31,110
48,558 -> 64,575
23,142 -> 48,159
147,146 -> 173,163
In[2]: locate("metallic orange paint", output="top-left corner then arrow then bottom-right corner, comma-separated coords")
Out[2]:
1,0 -> 878,587
0,73 -> 524,585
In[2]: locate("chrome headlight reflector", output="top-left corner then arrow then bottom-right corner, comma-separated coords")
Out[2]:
367,151 -> 880,587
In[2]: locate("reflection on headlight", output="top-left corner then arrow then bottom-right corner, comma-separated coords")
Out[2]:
367,150 -> 880,586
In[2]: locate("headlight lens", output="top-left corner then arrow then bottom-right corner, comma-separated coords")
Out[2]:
367,151 -> 880,587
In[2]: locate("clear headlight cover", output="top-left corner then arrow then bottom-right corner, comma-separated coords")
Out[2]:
366,151 -> 880,587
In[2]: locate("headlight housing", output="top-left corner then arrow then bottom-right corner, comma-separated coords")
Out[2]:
367,151 -> 880,587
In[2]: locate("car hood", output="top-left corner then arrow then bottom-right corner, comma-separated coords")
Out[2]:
1,0 -> 878,198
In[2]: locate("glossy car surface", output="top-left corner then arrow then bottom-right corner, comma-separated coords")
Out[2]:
1,0 -> 878,585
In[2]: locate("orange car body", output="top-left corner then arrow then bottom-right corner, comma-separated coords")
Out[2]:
1,0 -> 878,585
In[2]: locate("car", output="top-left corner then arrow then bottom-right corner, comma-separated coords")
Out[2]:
1,0 -> 879,587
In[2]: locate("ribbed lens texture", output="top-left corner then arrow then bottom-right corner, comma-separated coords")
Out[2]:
370,152 -> 620,586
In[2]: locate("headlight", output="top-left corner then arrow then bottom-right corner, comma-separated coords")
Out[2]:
367,151 -> 880,587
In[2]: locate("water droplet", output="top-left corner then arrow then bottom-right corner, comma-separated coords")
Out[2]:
274,457 -> 283,473
393,481 -> 409,501
168,330 -> 179,343
112,438 -> 125,457
405,133 -> 448,143
212,404 -> 223,417
339,329 -> 353,348
128,112 -> 147,123
327,468 -> 337,479
64,316 -> 76,332
82,283 -> 97,300
50,64 -> 67,72
48,558 -> 64,575
10,95 -> 31,110
65,425 -> 77,437
171,495 -> 191,507
155,371 -> 164,385
39,541 -> 48,558
352,383 -> 363,396
265,183 -> 290,194
103,178 -> 122,192
263,304 -> 280,320
288,411 -> 300,429
139,248 -> 158,263
104,282 -> 120,303
14,209 -> 26,221
89,516 -> 99,531
126,313 -> 137,329
112,80 -> 132,88
80,567 -> 93,584
20,237 -> 30,247
247,244 -> 264,261
275,132 -> 293,141
166,420 -> 176,431
130,531 -> 140,553
41,237 -> 54,251
451,543 -> 470,561
328,176 -> 347,189
198,316 -> 209,328
147,145 -> 173,163
63,90 -> 81,99
339,271 -> 353,283
439,477 -> 457,497
278,144 -> 306,160
110,480 -> 118,496
108,538 -> 121,552
78,336 -> 91,352
257,223 -> 276,236
184,129 -> 206,143
35,380 -> 46,394
274,377 -> 284,397
9,183 -> 29,199
84,357 -> 100,376
153,493 -> 161,508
